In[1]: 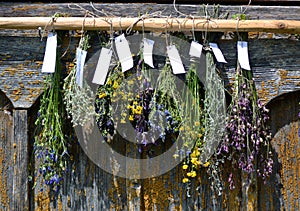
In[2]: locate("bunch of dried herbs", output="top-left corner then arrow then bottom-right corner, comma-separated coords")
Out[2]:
63,34 -> 95,127
34,41 -> 70,192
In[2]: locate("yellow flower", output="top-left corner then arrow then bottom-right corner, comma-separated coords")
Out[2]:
134,106 -> 143,115
191,158 -> 200,166
179,126 -> 184,131
133,101 -> 138,105
191,148 -> 200,157
98,93 -> 107,99
187,172 -> 192,177
120,119 -> 126,124
194,121 -> 200,127
190,171 -> 197,178
182,164 -> 188,170
107,79 -> 112,85
128,80 -> 134,85
113,81 -> 119,89
182,178 -> 189,183
134,109 -> 142,115
202,162 -> 210,168
129,115 -> 134,121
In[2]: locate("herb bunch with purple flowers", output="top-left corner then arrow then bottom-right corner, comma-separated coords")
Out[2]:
218,63 -> 273,189
95,53 -> 184,154
34,48 -> 70,193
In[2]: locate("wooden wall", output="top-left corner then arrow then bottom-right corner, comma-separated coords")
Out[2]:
0,2 -> 299,210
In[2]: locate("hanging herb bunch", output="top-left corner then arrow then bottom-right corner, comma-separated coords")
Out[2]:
95,62 -> 125,142
150,59 -> 183,142
95,44 -> 184,153
218,61 -> 273,189
181,49 -> 227,197
34,32 -> 71,192
63,33 -> 95,127
180,61 -> 206,183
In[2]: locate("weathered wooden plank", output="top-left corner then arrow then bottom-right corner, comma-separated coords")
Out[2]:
219,38 -> 300,103
262,90 -> 300,211
12,109 -> 29,210
10,0 -> 300,5
0,92 -> 13,211
0,3 -> 300,20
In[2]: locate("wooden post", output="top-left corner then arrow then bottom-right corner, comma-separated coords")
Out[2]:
12,109 -> 29,210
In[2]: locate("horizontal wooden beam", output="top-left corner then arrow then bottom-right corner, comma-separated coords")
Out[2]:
0,17 -> 300,33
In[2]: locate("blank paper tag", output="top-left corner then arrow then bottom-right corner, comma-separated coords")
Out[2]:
143,38 -> 154,68
167,45 -> 186,74
237,41 -> 251,70
115,34 -> 133,72
209,43 -> 227,63
42,32 -> 57,73
189,41 -> 203,58
76,48 -> 87,88
92,48 -> 113,85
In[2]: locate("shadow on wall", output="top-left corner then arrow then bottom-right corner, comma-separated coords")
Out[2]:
0,90 -> 13,111
267,90 -> 300,136
262,90 -> 300,211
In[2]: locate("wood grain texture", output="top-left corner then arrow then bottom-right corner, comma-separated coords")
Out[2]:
1,17 -> 300,34
0,3 -> 299,20
266,91 -> 300,211
0,92 -> 13,211
12,110 -> 29,211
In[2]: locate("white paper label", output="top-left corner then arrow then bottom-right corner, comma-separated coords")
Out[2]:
42,32 -> 57,73
76,48 -> 87,88
209,43 -> 227,63
92,47 -> 113,85
167,45 -> 186,74
115,34 -> 133,72
143,38 -> 154,68
189,41 -> 203,58
237,41 -> 251,70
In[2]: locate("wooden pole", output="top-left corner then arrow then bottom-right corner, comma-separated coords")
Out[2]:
0,17 -> 300,33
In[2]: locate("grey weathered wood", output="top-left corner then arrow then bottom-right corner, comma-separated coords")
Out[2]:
219,38 -> 300,103
262,90 -> 300,211
0,92 -> 13,211
12,109 -> 29,210
0,3 -> 300,20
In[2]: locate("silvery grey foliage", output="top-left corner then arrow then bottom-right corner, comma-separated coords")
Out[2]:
63,35 -> 96,127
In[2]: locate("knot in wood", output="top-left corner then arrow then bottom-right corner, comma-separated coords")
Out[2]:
278,22 -> 286,29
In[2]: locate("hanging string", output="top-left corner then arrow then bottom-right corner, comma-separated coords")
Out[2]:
242,0 -> 252,14
89,2 -> 110,17
68,3 -> 99,18
173,0 -> 206,19
40,12 -> 57,41
125,10 -> 168,35
191,16 -> 196,42
236,17 -> 242,41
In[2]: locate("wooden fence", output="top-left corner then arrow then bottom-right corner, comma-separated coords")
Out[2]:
0,2 -> 299,210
